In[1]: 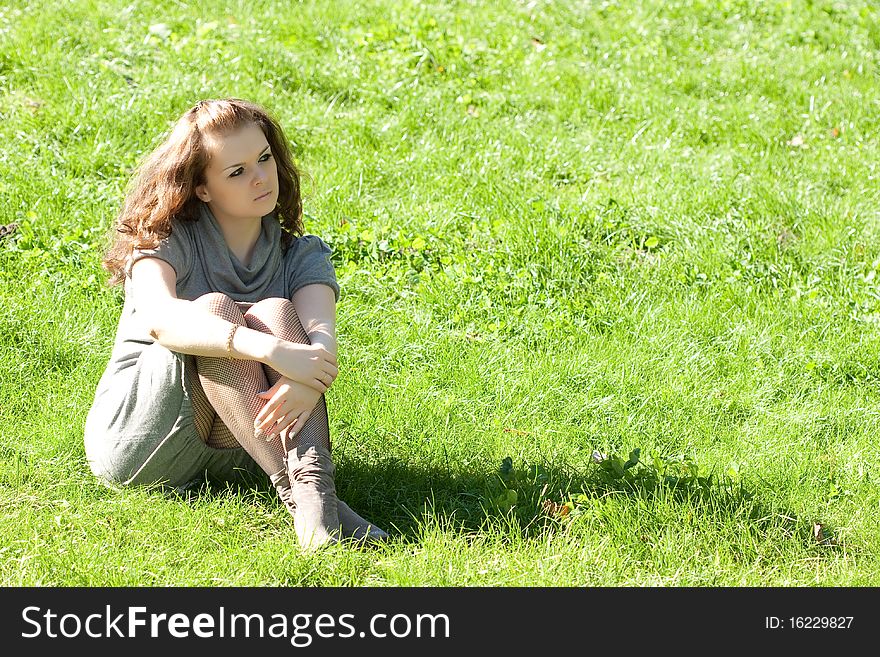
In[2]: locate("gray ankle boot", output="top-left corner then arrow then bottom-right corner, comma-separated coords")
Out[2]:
285,444 -> 340,550
272,473 -> 388,544
270,471 -> 297,516
336,500 -> 389,543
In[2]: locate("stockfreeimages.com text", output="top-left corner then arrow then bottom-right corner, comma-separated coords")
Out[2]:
21,605 -> 450,646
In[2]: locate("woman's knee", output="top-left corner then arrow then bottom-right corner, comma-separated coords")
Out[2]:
193,292 -> 243,322
247,297 -> 292,316
244,297 -> 308,343
245,297 -> 301,327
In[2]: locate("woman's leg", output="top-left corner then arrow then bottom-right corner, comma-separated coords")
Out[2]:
189,366 -> 240,450
244,297 -> 387,543
189,293 -> 339,549
244,298 -> 330,451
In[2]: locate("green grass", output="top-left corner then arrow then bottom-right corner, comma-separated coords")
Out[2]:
1,0 -> 879,586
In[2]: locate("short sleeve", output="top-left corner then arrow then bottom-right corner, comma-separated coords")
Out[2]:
128,224 -> 193,285
284,235 -> 340,302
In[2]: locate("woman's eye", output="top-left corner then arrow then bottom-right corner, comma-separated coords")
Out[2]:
229,167 -> 244,178
259,152 -> 272,162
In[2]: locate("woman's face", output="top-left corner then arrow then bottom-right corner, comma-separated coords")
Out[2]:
195,122 -> 279,225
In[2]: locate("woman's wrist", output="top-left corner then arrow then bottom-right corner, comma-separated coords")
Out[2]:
306,328 -> 337,357
233,326 -> 282,364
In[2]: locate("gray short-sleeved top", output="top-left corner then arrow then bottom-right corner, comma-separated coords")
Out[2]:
83,203 -> 338,488
132,202 -> 339,304
119,203 -> 339,349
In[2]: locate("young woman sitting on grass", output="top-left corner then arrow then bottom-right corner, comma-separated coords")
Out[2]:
84,98 -> 387,550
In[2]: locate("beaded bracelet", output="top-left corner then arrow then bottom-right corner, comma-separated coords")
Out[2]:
226,324 -> 238,359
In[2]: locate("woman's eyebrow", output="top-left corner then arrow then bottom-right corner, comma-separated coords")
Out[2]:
221,144 -> 271,171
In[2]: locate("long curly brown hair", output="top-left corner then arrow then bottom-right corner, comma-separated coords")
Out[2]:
102,98 -> 303,285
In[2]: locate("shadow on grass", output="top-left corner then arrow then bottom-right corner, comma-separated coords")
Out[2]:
178,449 -> 838,553
343,452 -> 841,551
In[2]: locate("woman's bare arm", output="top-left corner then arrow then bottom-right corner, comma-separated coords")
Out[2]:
291,283 -> 338,358
130,257 -> 337,391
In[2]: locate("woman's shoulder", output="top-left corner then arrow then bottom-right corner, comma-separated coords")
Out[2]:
281,233 -> 338,297
283,233 -> 333,256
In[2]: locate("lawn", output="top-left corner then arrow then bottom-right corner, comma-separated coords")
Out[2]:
1,0 -> 879,587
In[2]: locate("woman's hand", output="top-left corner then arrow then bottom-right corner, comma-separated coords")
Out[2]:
254,376 -> 323,442
268,341 -> 338,393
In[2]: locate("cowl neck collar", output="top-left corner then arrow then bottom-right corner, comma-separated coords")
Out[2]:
195,203 -> 282,297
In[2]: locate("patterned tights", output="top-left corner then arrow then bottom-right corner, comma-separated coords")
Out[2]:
187,294 -> 330,482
